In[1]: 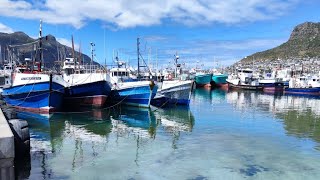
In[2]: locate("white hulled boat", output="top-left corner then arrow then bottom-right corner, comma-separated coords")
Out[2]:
151,55 -> 194,106
226,68 -> 262,90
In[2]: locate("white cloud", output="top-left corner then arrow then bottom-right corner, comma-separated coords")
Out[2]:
140,37 -> 286,66
0,0 -> 299,29
0,22 -> 14,33
57,37 -> 80,50
144,35 -> 169,42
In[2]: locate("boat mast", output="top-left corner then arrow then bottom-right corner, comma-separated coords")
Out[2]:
90,42 -> 95,73
137,37 -> 140,80
174,52 -> 179,78
38,20 -> 43,72
71,35 -> 76,72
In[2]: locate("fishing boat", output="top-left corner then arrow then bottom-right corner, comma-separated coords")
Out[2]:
226,69 -> 263,90
3,70 -> 65,113
284,76 -> 320,95
2,21 -> 65,113
63,57 -> 112,108
152,80 -> 194,106
152,54 -> 194,106
195,72 -> 212,87
211,73 -> 228,88
259,72 -> 285,93
109,60 -> 158,108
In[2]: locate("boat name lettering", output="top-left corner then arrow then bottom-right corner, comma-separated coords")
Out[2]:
21,77 -> 41,80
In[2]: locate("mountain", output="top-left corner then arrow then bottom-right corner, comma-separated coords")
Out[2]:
0,31 -> 93,68
240,22 -> 320,63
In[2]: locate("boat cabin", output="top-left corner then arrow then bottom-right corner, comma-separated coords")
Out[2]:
63,58 -> 84,75
109,67 -> 132,84
237,69 -> 254,83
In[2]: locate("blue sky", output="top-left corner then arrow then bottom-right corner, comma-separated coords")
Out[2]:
0,0 -> 319,69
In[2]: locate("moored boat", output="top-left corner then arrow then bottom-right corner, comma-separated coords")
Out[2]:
228,82 -> 263,90
152,55 -> 194,106
284,76 -> 320,95
284,87 -> 320,95
109,62 -> 158,108
211,74 -> 228,88
3,68 -> 66,113
195,73 -> 212,87
62,57 -> 112,108
152,80 -> 194,106
227,69 -> 262,90
263,82 -> 285,93
259,72 -> 285,93
110,80 -> 158,108
2,21 -> 65,113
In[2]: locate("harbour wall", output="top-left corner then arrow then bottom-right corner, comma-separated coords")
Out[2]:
0,108 -> 15,180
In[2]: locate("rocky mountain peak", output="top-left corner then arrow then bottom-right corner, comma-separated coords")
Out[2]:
289,22 -> 320,40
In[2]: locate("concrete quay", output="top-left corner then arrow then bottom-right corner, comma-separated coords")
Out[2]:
0,158 -> 14,180
0,108 -> 15,180
0,108 -> 14,159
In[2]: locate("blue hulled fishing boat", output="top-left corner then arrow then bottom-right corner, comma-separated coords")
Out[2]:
2,21 -> 65,113
284,76 -> 320,95
3,72 -> 65,113
62,56 -> 112,108
109,67 -> 158,108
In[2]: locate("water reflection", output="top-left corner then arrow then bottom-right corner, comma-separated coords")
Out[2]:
192,88 -> 212,102
12,109 -> 113,179
111,106 -> 157,138
210,88 -> 227,104
224,90 -> 320,148
153,106 -> 194,132
11,104 -> 196,179
8,89 -> 320,179
153,106 -> 195,149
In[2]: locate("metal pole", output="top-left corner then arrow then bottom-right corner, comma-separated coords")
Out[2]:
90,42 -> 95,73
137,38 -> 140,80
39,20 -> 43,71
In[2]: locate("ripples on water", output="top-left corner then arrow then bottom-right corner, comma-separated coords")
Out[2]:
11,89 -> 320,179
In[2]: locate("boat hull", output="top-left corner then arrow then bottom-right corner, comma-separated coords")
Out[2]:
284,87 -> 320,95
64,80 -> 111,107
211,74 -> 228,87
2,81 -> 64,113
110,82 -> 158,108
261,82 -> 285,93
228,82 -> 263,91
195,74 -> 212,87
152,80 -> 193,106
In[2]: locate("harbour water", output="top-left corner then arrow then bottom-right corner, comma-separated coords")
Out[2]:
13,88 -> 320,179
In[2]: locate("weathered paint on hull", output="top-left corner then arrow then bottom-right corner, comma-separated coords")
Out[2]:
228,82 -> 263,91
3,82 -> 64,113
